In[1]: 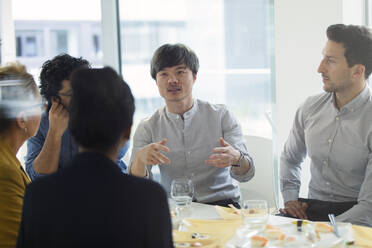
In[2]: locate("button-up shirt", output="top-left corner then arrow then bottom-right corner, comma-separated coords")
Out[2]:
280,86 -> 372,226
25,112 -> 129,180
128,99 -> 254,203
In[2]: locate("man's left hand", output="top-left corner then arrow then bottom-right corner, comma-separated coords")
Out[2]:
205,137 -> 241,168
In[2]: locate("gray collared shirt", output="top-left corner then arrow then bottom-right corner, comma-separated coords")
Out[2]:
129,99 -> 254,203
280,86 -> 372,226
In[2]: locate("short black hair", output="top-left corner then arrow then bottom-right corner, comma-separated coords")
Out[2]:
69,67 -> 135,152
327,24 -> 372,79
39,53 -> 90,109
150,43 -> 199,80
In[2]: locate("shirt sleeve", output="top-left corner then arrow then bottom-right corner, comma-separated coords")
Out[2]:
280,103 -> 308,203
335,153 -> 372,226
127,121 -> 153,178
221,107 -> 255,182
116,141 -> 129,173
24,114 -> 49,180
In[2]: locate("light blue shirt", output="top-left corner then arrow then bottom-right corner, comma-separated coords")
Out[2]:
129,99 -> 254,203
25,112 -> 129,180
280,86 -> 372,226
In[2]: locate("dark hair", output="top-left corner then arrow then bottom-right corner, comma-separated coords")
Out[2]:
0,62 -> 39,134
150,43 -> 199,80
327,24 -> 372,79
69,67 -> 135,152
39,53 -> 90,109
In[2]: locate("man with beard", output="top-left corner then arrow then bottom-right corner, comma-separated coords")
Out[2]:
279,24 -> 372,227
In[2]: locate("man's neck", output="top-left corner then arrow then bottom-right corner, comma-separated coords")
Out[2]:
335,81 -> 366,109
166,97 -> 194,116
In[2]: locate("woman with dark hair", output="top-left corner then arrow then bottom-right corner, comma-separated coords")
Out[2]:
17,67 -> 173,248
0,62 -> 41,247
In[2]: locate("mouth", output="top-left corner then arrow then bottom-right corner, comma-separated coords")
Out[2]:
167,87 -> 181,93
321,74 -> 330,82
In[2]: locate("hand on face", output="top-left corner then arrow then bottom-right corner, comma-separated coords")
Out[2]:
48,98 -> 69,137
205,137 -> 241,168
137,138 -> 171,165
279,200 -> 309,219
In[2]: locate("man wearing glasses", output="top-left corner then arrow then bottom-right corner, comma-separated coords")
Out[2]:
25,54 -> 129,179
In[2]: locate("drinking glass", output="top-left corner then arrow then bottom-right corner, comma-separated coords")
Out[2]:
241,200 -> 269,233
170,178 -> 194,206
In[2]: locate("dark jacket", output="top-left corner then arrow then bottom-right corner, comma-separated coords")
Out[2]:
17,152 -> 173,248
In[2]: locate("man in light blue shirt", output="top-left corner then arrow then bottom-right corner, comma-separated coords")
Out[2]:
280,24 -> 372,226
25,54 -> 128,179
128,44 -> 254,207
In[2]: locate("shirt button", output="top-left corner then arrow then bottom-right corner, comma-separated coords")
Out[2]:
335,117 -> 339,120
323,160 -> 327,165
328,139 -> 332,143
326,182 -> 330,185
188,151 -> 191,155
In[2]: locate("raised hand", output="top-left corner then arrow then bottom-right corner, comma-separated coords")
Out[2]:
137,138 -> 171,165
48,98 -> 69,137
205,137 -> 241,168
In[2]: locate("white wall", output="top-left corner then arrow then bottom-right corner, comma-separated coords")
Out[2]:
0,0 -> 16,63
274,0 -> 343,205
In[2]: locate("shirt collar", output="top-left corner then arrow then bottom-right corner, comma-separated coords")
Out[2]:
331,85 -> 371,113
165,99 -> 198,120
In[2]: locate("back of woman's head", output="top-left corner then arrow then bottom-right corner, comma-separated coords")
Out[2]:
69,67 -> 135,152
0,62 -> 39,134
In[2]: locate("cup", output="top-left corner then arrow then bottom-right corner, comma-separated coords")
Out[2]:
170,178 -> 194,207
241,200 -> 269,233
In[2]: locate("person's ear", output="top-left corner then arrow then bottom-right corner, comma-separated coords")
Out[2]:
15,112 -> 27,129
352,64 -> 365,80
123,126 -> 132,140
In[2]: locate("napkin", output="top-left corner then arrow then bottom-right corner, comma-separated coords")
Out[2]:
183,218 -> 243,246
353,225 -> 372,248
214,206 -> 241,220
173,230 -> 218,248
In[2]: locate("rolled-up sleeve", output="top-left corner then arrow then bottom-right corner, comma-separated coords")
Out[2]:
280,104 -> 307,203
221,107 -> 255,182
127,121 -> 153,178
24,113 -> 49,180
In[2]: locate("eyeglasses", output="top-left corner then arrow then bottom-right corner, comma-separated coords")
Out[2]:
58,92 -> 72,97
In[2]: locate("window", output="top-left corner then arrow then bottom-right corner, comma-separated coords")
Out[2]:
119,0 -> 274,138
12,0 -> 103,165
50,30 -> 68,55
15,30 -> 44,57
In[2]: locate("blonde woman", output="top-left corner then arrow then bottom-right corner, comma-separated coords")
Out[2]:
0,62 -> 41,247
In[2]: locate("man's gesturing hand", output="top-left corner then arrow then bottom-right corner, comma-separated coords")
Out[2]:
205,137 -> 241,168
137,138 -> 171,165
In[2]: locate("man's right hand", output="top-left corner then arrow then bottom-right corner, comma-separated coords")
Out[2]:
279,200 -> 308,219
48,98 -> 69,137
136,139 -> 171,166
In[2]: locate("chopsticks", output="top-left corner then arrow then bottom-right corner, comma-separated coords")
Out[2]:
328,214 -> 340,238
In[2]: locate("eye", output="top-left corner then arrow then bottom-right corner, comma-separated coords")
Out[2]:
177,70 -> 185,75
159,72 -> 167,77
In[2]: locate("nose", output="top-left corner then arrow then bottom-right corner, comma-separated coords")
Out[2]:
167,73 -> 178,84
317,59 -> 325,74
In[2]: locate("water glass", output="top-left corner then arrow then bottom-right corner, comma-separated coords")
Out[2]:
170,178 -> 194,206
241,200 -> 269,232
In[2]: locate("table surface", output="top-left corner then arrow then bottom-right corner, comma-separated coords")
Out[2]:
181,202 -> 372,248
